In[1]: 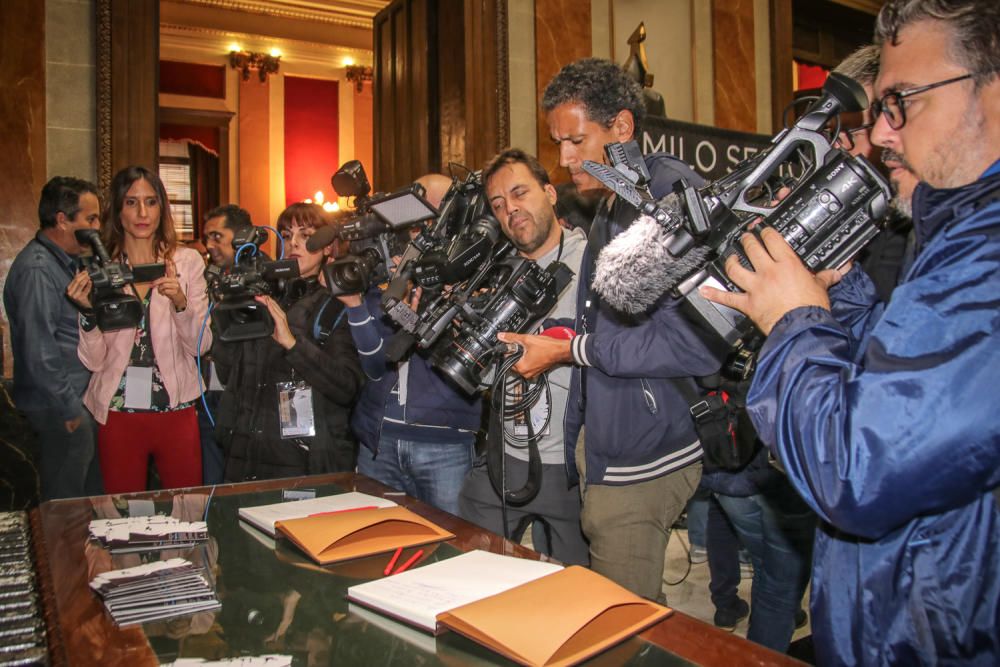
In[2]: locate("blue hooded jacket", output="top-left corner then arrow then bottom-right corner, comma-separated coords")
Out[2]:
747,161 -> 1000,665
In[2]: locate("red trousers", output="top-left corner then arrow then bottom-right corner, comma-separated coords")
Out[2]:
97,407 -> 202,494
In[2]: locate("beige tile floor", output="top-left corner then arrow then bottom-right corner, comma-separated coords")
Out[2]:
661,528 -> 812,645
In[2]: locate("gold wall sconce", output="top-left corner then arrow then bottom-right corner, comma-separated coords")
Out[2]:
229,47 -> 281,83
345,65 -> 373,92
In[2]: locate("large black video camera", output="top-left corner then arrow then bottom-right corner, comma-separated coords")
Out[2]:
207,226 -> 299,342
584,71 -> 891,346
384,241 -> 574,395
321,160 -> 438,296
382,170 -> 500,332
74,229 -> 143,332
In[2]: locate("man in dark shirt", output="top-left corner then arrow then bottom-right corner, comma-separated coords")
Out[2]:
4,176 -> 103,500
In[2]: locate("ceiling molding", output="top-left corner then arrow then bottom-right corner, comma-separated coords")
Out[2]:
160,23 -> 373,69
165,0 -> 389,29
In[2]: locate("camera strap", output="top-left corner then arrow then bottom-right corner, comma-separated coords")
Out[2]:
311,296 -> 346,345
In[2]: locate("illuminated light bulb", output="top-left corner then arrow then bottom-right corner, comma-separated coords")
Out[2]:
322,201 -> 337,212
314,191 -> 324,204
270,47 -> 282,58
303,198 -> 312,204
229,43 -> 242,53
342,56 -> 355,67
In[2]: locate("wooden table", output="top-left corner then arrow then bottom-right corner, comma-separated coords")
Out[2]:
30,473 -> 801,666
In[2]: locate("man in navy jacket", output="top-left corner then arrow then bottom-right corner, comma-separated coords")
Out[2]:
702,1 -> 1000,662
501,59 -> 720,602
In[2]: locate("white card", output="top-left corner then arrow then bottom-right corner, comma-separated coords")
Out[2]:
123,366 -> 154,410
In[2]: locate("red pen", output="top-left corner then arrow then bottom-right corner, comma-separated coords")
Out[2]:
393,549 -> 424,575
384,547 -> 403,576
308,505 -> 378,517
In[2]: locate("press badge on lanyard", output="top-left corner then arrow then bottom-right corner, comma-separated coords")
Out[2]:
277,380 -> 315,438
123,366 -> 154,410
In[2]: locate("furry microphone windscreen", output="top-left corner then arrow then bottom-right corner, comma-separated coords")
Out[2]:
592,194 -> 711,314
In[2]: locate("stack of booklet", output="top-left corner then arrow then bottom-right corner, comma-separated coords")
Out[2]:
89,558 -> 220,626
88,516 -> 209,553
347,550 -> 671,667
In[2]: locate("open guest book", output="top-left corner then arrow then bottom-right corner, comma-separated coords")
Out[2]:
346,550 -> 671,667
273,506 -> 454,566
238,492 -> 398,537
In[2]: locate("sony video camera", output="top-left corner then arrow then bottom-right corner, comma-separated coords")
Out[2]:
584,71 -> 891,346
74,229 -> 143,332
428,256 -> 575,394
382,169 -> 500,332
385,239 -> 574,394
321,160 -> 439,296
207,226 -> 300,342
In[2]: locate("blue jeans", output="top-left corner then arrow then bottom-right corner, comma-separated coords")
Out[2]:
715,481 -> 815,652
686,485 -> 712,548
358,434 -> 475,516
198,390 -> 225,485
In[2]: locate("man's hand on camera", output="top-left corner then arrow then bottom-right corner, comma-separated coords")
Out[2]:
66,270 -> 93,311
699,227 -> 846,335
497,332 -> 571,379
256,295 -> 296,350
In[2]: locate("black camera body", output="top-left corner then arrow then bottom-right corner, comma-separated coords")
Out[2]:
208,227 -> 300,342
382,171 -> 499,332
74,229 -> 143,332
430,257 -> 574,394
584,71 -> 891,346
323,161 -> 438,296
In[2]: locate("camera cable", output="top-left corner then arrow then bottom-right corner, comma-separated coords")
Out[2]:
196,302 -> 216,426
486,345 -> 550,541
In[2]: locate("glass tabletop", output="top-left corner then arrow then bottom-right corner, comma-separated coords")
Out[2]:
47,479 -> 695,666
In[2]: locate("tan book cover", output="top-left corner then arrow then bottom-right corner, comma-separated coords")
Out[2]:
436,565 -> 671,667
274,506 -> 454,565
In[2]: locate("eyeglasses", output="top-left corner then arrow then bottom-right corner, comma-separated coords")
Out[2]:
871,73 -> 974,130
835,122 -> 875,151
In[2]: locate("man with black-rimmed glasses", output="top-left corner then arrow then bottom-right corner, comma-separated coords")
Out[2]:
702,0 -> 1000,663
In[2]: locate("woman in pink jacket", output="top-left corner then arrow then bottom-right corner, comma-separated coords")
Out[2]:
67,166 -> 211,493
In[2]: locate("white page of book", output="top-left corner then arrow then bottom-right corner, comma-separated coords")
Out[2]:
237,492 -> 397,537
346,550 -> 563,633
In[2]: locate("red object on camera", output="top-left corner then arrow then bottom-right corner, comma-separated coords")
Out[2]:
540,326 -> 576,340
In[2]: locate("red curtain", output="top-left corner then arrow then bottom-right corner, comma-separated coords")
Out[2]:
284,76 -> 340,206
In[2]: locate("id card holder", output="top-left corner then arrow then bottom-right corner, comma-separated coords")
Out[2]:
277,380 -> 315,438
123,366 -> 154,410
513,391 -> 551,437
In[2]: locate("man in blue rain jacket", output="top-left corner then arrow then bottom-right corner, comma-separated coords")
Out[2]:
701,1 -> 1000,663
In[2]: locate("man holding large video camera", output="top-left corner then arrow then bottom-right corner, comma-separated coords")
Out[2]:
701,1 -> 1000,661
458,149 -> 589,566
339,175 -> 482,517
501,59 -> 721,601
4,177 -> 103,500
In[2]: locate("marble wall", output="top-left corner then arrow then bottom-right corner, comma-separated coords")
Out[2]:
534,0 -> 592,182
46,0 -> 97,183
0,0 -> 47,376
712,0 -> 758,133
